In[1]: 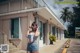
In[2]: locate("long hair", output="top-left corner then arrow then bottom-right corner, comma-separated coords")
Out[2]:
31,22 -> 38,32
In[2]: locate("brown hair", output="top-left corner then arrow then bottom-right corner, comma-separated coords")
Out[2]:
31,22 -> 38,32
32,22 -> 37,27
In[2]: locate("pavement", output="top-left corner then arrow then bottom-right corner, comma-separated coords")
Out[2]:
67,39 -> 80,53
39,39 -> 68,53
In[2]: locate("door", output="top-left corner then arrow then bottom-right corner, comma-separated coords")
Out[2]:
43,23 -> 46,44
39,21 -> 43,47
39,21 -> 46,47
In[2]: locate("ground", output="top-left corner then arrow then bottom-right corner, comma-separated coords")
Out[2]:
39,38 -> 80,53
67,39 -> 80,53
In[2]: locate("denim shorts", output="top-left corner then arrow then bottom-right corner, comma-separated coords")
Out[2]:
27,43 -> 39,51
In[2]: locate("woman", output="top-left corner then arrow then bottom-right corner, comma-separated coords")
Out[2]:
27,22 -> 40,53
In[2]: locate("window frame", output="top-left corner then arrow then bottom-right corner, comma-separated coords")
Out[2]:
10,17 -> 22,39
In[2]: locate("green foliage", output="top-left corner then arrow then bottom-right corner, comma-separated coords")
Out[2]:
64,30 -> 70,38
49,34 -> 56,42
60,7 -> 74,23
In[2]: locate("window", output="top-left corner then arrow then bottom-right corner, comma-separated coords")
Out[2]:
11,18 -> 19,38
52,26 -> 55,35
39,21 -> 43,40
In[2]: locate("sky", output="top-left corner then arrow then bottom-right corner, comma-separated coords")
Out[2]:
35,0 -> 76,27
44,0 -> 77,28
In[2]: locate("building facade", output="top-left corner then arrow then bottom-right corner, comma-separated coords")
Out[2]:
0,0 -> 66,53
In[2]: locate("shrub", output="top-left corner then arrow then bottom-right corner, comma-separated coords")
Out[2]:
49,34 -> 56,42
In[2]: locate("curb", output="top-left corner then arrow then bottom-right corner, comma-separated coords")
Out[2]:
62,48 -> 67,53
62,39 -> 71,53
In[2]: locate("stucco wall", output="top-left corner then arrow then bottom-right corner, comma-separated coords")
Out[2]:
0,0 -> 36,14
0,12 -> 35,50
21,12 -> 34,50
20,16 -> 28,50
2,19 -> 10,43
0,19 -> 2,33
0,19 -> 4,44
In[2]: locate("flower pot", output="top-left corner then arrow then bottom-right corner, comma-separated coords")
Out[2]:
53,41 -> 56,45
50,40 -> 53,44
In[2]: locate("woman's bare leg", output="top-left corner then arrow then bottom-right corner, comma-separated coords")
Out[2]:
27,51 -> 28,53
27,51 -> 30,53
27,51 -> 32,53
32,51 -> 39,53
30,51 -> 33,53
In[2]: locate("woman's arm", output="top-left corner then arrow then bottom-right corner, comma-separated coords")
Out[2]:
26,28 -> 31,38
35,28 -> 40,36
27,28 -> 32,35
27,30 -> 29,36
26,28 -> 34,43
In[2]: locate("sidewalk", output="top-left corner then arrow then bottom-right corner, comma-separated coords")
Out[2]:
39,39 -> 67,53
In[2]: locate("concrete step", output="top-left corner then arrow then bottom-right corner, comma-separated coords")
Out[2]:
9,48 -> 19,53
13,50 -> 26,53
9,43 -> 17,49
8,42 -> 20,53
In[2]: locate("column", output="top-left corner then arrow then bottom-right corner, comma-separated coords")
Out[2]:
45,21 -> 50,45
55,27 -> 58,40
55,27 -> 57,39
58,28 -> 60,40
62,30 -> 64,39
61,30 -> 63,40
60,30 -> 64,40
60,29 -> 62,40
59,29 -> 61,40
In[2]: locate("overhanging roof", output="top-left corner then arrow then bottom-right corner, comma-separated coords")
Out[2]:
37,7 -> 66,30
0,7 -> 66,30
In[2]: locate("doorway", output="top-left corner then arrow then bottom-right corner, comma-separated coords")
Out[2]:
39,21 -> 46,47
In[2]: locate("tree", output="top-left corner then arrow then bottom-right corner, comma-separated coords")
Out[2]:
60,0 -> 80,38
69,0 -> 80,37
60,7 -> 75,38
60,7 -> 74,23
66,0 -> 80,38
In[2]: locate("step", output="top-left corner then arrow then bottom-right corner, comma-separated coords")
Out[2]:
9,43 -> 17,49
13,50 -> 26,53
9,48 -> 19,53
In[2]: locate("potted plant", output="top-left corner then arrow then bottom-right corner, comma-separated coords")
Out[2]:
49,34 -> 56,44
